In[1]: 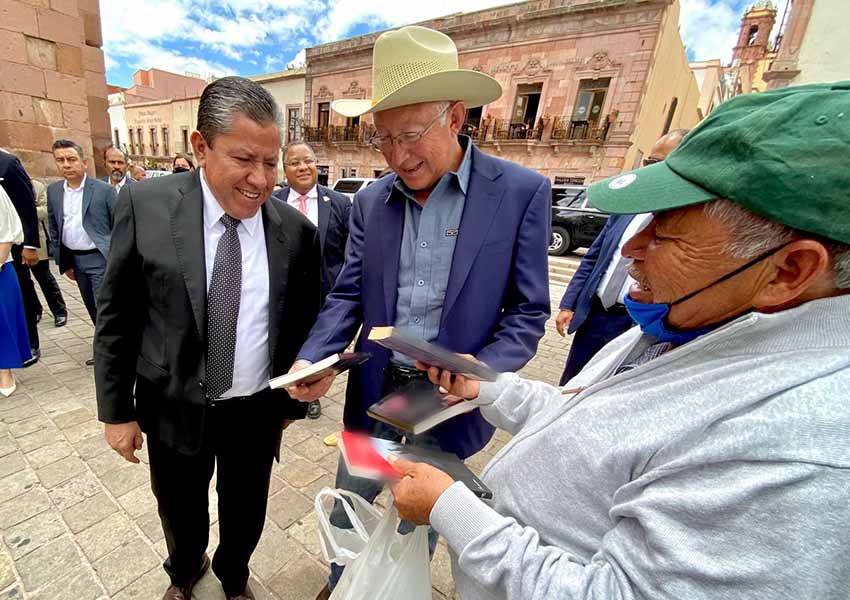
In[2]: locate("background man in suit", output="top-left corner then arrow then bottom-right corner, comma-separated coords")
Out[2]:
0,148 -> 41,365
47,140 -> 116,366
286,26 -> 551,599
100,146 -> 134,194
556,129 -> 688,385
29,178 -> 68,328
272,141 -> 351,419
129,164 -> 146,181
95,77 -> 321,600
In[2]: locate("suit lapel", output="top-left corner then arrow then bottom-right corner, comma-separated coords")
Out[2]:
169,172 -> 207,341
263,199 -> 290,364
380,188 -> 405,322
442,148 -> 505,317
316,186 -> 331,250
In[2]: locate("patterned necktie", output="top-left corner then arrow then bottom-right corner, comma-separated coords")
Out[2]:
205,214 -> 242,399
297,194 -> 308,215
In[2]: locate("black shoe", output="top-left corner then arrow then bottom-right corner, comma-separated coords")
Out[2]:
307,400 -> 322,420
54,314 -> 68,327
35,313 -> 43,324
85,358 -> 95,367
23,348 -> 40,368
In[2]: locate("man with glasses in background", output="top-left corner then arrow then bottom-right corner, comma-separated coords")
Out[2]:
272,141 -> 351,419
285,26 -> 551,599
555,129 -> 688,385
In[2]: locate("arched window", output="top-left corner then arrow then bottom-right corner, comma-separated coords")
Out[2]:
747,25 -> 759,45
662,97 -> 678,136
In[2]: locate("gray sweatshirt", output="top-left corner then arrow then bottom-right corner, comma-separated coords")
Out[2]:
430,294 -> 850,600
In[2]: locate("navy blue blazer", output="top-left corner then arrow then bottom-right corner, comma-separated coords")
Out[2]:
0,151 -> 38,248
272,184 -> 351,302
298,145 -> 552,458
46,177 -> 117,274
558,214 -> 635,334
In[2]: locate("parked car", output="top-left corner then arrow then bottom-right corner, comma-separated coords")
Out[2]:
549,186 -> 610,256
332,177 -> 377,200
145,170 -> 170,178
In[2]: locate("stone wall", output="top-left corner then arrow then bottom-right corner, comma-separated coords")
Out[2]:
0,0 -> 110,178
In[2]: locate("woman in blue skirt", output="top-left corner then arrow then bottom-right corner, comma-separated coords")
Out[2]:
0,183 -> 32,397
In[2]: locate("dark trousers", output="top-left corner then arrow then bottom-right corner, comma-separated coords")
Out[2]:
147,390 -> 280,596
68,249 -> 106,324
560,297 -> 635,386
29,260 -> 67,318
10,245 -> 38,350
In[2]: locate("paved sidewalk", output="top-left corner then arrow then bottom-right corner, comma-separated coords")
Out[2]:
0,261 -> 576,600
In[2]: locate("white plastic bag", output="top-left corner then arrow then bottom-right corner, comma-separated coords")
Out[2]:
315,488 -> 384,567
316,488 -> 432,600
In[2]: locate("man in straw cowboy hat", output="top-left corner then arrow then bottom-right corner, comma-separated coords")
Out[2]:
287,25 -> 552,597
387,81 -> 850,600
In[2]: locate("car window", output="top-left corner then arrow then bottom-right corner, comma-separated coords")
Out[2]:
333,180 -> 364,194
553,186 -> 586,207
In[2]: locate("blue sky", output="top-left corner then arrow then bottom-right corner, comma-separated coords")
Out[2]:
101,0 -> 788,88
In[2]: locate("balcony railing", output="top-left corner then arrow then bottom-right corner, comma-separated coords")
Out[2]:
302,124 -> 376,145
489,118 -> 548,141
461,121 -> 489,144
550,115 -> 612,142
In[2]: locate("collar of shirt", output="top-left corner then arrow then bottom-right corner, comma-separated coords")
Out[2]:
199,168 -> 262,237
63,173 -> 87,194
389,134 -> 473,204
287,185 -> 318,202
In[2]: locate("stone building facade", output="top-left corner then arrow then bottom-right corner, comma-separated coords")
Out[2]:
0,0 -> 111,178
302,0 -> 701,186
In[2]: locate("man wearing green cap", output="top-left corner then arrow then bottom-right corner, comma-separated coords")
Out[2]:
384,82 -> 850,600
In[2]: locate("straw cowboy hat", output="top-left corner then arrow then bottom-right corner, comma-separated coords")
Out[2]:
331,26 -> 503,117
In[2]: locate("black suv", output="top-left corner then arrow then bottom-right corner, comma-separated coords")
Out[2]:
549,185 -> 609,256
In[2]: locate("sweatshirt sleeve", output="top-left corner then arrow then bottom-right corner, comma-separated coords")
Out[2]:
474,372 -> 566,435
430,460 -> 850,600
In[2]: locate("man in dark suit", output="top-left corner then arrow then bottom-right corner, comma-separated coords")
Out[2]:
0,148 -> 41,364
99,146 -> 134,194
94,77 -> 321,600
47,140 -> 116,366
272,141 -> 351,419
286,26 -> 551,599
556,129 -> 688,385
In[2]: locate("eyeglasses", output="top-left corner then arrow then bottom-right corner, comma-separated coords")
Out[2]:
369,103 -> 454,152
642,157 -> 661,167
285,158 -> 316,168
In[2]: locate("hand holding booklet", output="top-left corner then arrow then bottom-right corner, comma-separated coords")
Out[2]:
338,431 -> 493,499
269,352 -> 371,389
367,388 -> 476,435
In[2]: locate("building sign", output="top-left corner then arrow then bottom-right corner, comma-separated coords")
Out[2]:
554,176 -> 586,185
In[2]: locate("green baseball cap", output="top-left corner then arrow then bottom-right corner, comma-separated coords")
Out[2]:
588,81 -> 850,244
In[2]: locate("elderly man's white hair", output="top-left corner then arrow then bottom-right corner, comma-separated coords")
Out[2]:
705,200 -> 850,289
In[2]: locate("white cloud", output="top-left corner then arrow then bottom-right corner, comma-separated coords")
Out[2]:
679,0 -> 741,63
287,48 -> 306,69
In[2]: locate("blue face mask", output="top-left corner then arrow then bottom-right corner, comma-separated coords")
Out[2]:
624,245 -> 785,345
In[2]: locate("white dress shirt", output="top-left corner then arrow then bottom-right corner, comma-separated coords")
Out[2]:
61,174 -> 97,251
0,185 -> 23,264
286,185 -> 319,227
200,168 -> 270,399
596,213 -> 653,305
112,175 -> 129,195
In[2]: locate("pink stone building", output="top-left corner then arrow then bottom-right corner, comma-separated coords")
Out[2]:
0,0 -> 111,178
302,0 -> 701,186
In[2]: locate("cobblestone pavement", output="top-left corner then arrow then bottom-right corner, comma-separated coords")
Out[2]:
0,256 -> 579,599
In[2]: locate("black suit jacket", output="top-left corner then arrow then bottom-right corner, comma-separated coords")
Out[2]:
94,171 -> 322,455
273,184 -> 351,302
0,151 -> 38,248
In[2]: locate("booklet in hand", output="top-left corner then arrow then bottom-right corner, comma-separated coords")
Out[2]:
367,388 -> 476,435
269,352 -> 371,389
338,431 -> 493,499
367,327 -> 499,381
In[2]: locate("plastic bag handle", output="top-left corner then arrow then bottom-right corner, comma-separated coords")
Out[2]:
315,488 -> 382,561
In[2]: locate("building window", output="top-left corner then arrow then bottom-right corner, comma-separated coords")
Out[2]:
512,83 -> 543,128
349,168 -> 357,177
288,107 -> 301,143
345,116 -> 360,128
150,127 -> 158,156
572,78 -> 610,125
137,128 -> 144,154
113,129 -> 120,148
128,129 -> 135,154
317,103 -> 330,130
317,164 -> 329,186
162,127 -> 169,156
747,25 -> 759,46
662,97 -> 678,136
181,128 -> 190,153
